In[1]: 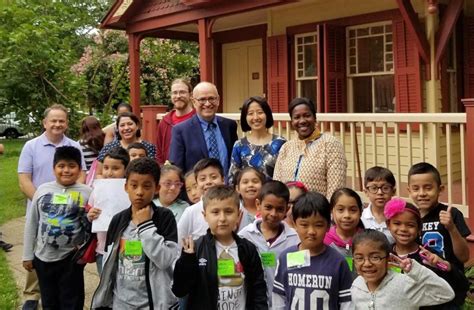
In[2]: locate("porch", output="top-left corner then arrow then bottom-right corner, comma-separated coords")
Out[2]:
142,99 -> 474,260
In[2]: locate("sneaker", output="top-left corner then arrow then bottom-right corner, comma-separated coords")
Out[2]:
22,300 -> 38,310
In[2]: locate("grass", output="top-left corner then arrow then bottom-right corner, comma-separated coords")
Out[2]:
0,138 -> 28,309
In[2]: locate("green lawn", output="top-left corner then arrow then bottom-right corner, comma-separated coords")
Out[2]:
0,138 -> 28,309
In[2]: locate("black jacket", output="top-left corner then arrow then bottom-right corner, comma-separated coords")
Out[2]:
91,202 -> 179,309
172,230 -> 268,310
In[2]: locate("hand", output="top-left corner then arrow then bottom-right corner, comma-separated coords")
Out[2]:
419,246 -> 451,271
133,205 -> 152,225
389,253 -> 412,273
439,206 -> 455,231
87,207 -> 102,222
182,235 -> 195,254
23,260 -> 34,272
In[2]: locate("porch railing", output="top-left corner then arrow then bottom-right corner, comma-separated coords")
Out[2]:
157,112 -> 468,216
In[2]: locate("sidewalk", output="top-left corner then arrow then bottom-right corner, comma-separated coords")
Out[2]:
0,217 -> 100,309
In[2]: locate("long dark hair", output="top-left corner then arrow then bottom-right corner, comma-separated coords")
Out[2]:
79,116 -> 104,153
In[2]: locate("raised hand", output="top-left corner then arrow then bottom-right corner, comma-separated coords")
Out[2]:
419,246 -> 450,271
439,206 -> 454,231
389,253 -> 413,273
182,235 -> 195,254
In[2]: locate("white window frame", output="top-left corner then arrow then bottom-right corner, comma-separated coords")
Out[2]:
346,21 -> 394,113
295,32 -> 318,106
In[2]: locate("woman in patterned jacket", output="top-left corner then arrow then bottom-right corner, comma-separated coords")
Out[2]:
273,97 -> 347,200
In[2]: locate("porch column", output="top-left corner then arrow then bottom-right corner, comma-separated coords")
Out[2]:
198,18 -> 213,82
128,33 -> 142,116
463,99 -> 474,229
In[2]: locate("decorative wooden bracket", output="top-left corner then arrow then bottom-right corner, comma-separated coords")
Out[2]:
435,0 -> 463,68
396,0 -> 431,73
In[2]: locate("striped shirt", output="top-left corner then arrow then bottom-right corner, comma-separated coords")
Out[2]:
79,140 -> 98,171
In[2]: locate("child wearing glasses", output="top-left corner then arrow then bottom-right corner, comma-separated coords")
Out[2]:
154,164 -> 189,221
351,229 -> 454,309
362,166 -> 396,243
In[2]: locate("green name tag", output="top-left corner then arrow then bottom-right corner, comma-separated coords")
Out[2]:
217,259 -> 235,276
287,250 -> 308,268
389,266 -> 402,273
345,256 -> 353,271
261,252 -> 276,267
52,193 -> 69,205
125,240 -> 142,256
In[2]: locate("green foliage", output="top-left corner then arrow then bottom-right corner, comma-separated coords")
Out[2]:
463,265 -> 474,309
0,139 -> 27,308
70,31 -> 200,125
0,1 -> 200,136
0,1 -> 110,138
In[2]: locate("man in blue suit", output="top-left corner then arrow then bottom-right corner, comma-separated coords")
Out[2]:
169,81 -> 238,175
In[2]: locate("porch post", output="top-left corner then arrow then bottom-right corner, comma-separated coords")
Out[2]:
128,33 -> 142,116
462,98 -> 474,260
198,18 -> 213,82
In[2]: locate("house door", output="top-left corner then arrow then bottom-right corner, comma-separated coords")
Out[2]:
222,39 -> 263,112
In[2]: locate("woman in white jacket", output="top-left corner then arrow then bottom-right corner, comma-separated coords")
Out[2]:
351,230 -> 454,309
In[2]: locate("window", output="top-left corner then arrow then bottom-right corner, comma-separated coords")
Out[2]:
295,32 -> 318,108
347,22 -> 394,113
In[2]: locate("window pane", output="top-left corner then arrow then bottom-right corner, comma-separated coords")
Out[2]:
304,44 -> 317,77
357,36 -> 384,73
353,76 -> 372,112
298,80 -> 317,108
374,75 -> 395,112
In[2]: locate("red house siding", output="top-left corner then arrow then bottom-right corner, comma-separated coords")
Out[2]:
267,35 -> 289,112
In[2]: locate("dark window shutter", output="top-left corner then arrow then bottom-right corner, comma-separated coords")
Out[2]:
464,17 -> 474,98
267,35 -> 289,113
323,24 -> 346,113
440,52 -> 450,112
393,17 -> 422,113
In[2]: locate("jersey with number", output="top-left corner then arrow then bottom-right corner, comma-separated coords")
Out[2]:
273,245 -> 352,309
421,203 -> 471,270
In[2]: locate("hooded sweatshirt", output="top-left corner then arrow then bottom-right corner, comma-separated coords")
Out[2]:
351,260 -> 454,309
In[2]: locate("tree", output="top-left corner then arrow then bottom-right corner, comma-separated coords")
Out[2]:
71,31 -> 200,123
0,0 -> 110,136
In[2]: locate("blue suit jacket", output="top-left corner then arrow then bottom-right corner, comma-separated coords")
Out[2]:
169,114 -> 238,173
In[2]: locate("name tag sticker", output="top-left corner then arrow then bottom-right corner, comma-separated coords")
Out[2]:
261,252 -> 276,267
125,240 -> 142,256
345,256 -> 353,271
52,193 -> 69,205
218,259 -> 235,276
287,249 -> 310,269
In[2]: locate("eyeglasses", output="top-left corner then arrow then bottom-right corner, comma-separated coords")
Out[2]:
171,90 -> 188,96
366,184 -> 393,194
160,181 -> 183,189
353,255 -> 387,264
194,96 -> 218,105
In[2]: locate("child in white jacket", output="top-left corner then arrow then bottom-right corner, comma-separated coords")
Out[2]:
351,230 -> 454,309
238,180 -> 300,308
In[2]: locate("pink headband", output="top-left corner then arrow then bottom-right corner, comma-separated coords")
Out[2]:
384,197 -> 419,220
286,181 -> 308,192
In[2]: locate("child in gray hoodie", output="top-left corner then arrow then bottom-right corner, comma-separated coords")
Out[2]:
351,230 -> 454,309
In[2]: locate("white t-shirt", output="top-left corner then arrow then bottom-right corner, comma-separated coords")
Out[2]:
215,240 -> 246,310
361,204 -> 395,244
177,200 -> 208,241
